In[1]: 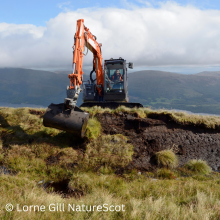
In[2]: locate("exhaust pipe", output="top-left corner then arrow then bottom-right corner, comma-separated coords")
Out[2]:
43,103 -> 89,138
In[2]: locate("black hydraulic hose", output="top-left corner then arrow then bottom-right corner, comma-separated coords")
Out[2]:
90,66 -> 96,83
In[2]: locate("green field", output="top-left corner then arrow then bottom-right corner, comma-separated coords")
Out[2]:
1,107 -> 220,219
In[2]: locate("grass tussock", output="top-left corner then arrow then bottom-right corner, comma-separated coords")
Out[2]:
184,159 -> 212,175
58,147 -> 78,166
84,134 -> 133,168
0,107 -> 60,138
3,143 -> 80,181
85,117 -> 101,139
168,110 -> 220,129
0,140 -> 3,164
155,149 -> 178,169
157,168 -> 177,179
81,106 -> 111,116
81,106 -> 147,118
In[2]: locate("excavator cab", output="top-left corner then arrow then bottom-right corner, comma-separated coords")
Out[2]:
82,58 -> 129,103
81,58 -> 142,109
103,58 -> 128,102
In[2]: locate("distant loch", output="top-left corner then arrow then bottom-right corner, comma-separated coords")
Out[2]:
0,102 -> 46,108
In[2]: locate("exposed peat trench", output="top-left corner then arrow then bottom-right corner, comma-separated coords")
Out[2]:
42,179 -> 84,198
97,112 -> 220,171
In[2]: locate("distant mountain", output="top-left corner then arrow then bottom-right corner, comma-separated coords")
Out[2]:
196,71 -> 220,76
54,71 -> 72,75
128,70 -> 220,114
1,68 -> 220,114
0,68 -> 90,107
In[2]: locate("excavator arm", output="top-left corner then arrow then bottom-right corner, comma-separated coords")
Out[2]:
65,19 -> 104,108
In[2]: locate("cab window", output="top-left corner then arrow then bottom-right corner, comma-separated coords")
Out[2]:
104,64 -> 124,93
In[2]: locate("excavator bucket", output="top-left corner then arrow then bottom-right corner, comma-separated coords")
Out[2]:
43,103 -> 89,138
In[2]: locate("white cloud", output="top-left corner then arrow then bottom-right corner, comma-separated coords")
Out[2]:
0,23 -> 45,38
1,2 -> 220,70
136,0 -> 152,7
57,1 -> 71,10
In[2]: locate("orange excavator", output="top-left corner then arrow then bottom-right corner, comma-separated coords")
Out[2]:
43,19 -> 143,138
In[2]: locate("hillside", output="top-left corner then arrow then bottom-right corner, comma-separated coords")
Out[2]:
128,70 -> 220,114
1,107 -> 220,219
2,68 -> 220,114
0,68 -> 67,106
0,68 -> 90,107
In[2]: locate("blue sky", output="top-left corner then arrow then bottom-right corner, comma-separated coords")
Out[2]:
1,0 -> 220,26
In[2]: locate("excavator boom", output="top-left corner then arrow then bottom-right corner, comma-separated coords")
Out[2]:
67,18 -> 104,105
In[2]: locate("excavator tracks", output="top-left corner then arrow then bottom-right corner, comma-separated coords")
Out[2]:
80,102 -> 143,109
